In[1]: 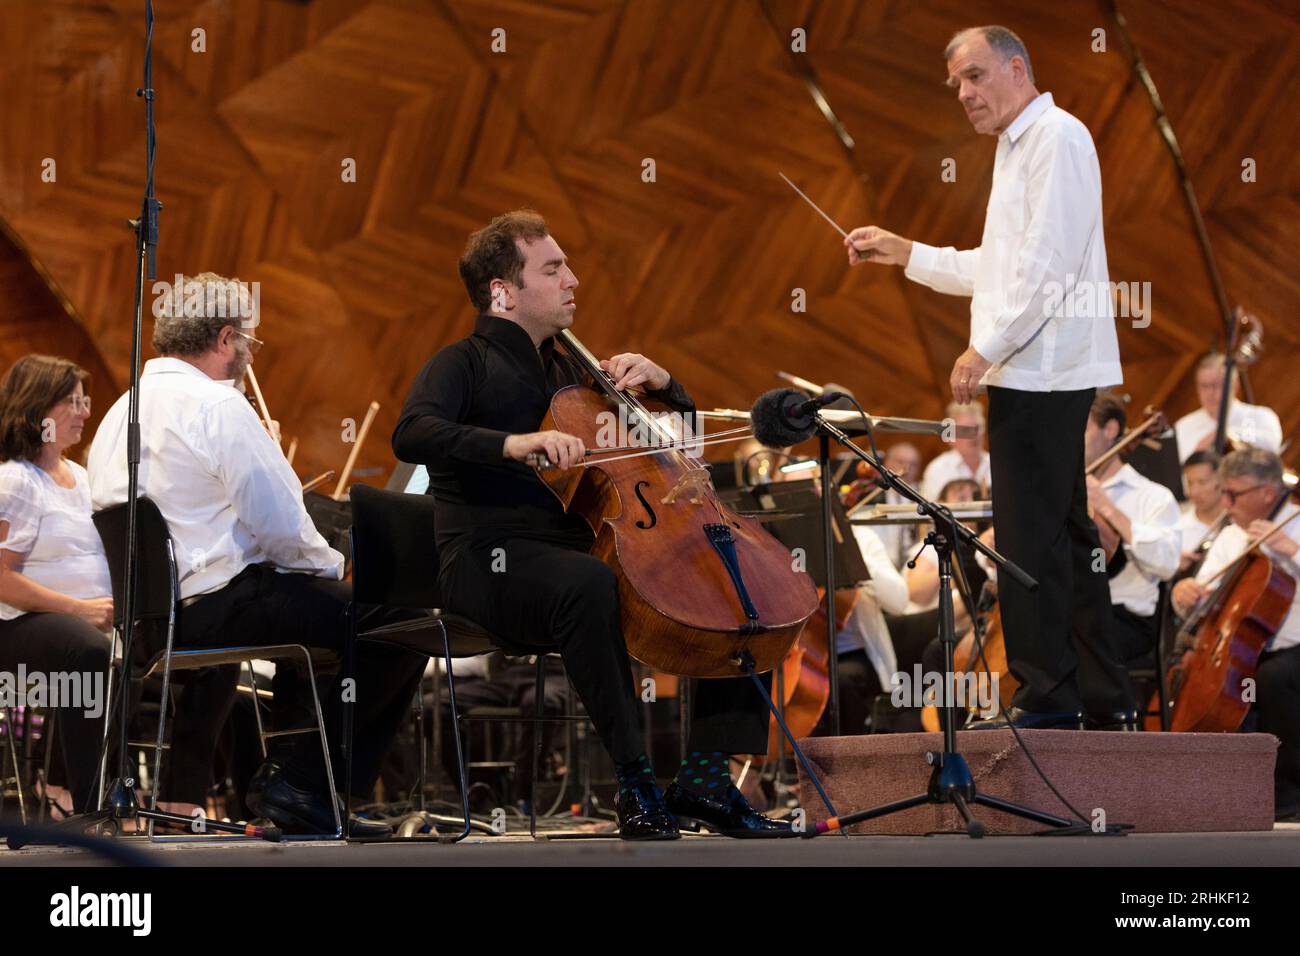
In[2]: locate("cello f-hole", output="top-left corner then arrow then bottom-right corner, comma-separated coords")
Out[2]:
634,480 -> 658,529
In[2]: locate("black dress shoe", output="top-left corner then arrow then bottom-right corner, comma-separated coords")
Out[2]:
966,706 -> 1083,730
246,763 -> 391,838
664,782 -> 797,838
1082,710 -> 1139,731
244,759 -> 281,815
614,783 -> 680,841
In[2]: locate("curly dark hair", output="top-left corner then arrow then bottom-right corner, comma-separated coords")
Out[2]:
457,209 -> 550,313
0,354 -> 89,462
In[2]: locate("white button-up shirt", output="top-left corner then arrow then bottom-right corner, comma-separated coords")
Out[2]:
1195,503 -> 1300,652
1176,507 -> 1213,556
1101,464 -> 1181,617
920,448 -> 991,502
0,460 -> 112,621
836,525 -> 911,689
87,358 -> 343,599
905,92 -> 1122,393
1173,403 -> 1283,464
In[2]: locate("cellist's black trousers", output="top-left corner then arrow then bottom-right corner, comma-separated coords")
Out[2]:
1253,644 -> 1300,812
987,386 -> 1134,715
440,535 -> 771,766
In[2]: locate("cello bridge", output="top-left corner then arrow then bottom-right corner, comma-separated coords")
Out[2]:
661,466 -> 712,505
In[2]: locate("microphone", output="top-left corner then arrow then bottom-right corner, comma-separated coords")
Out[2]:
750,388 -> 847,448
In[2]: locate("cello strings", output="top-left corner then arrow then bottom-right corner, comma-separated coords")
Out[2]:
561,432 -> 754,468
587,423 -> 752,456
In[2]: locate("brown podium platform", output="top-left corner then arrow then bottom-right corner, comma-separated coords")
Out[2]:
795,730 -> 1278,835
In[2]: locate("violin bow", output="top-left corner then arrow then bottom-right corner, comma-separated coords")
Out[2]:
301,470 -> 335,495
1201,508 -> 1300,590
1085,406 -> 1165,476
332,401 -> 380,500
245,366 -> 279,443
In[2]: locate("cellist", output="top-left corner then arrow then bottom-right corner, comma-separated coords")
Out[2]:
1170,449 -> 1300,822
392,210 -> 793,840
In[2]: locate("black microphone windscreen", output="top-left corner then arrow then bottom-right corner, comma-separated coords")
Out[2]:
751,387 -> 817,448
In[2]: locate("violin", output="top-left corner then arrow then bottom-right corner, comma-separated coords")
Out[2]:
532,331 -> 819,678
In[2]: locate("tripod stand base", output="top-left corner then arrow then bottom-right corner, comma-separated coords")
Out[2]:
7,778 -> 283,848
807,750 -> 1074,839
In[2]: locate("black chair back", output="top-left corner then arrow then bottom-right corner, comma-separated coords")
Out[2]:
349,485 -> 442,609
92,497 -> 177,630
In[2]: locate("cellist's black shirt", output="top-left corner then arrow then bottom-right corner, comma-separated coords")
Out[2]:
392,313 -> 695,570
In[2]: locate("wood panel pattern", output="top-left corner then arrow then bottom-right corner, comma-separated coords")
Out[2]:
1,0 -> 1296,485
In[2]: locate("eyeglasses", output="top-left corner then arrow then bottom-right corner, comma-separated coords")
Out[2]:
1221,484 -> 1268,505
232,329 -> 265,354
61,394 -> 91,414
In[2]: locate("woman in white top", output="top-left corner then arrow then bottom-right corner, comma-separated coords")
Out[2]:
0,355 -> 112,814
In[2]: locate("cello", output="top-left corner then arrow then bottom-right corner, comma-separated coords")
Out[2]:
532,330 -> 820,678
1160,503 -> 1299,733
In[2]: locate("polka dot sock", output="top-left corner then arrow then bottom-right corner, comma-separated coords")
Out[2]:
674,751 -> 732,795
615,753 -> 656,796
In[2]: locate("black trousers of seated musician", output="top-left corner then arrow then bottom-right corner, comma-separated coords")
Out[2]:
439,534 -> 772,766
1250,644 -> 1300,813
987,387 -> 1133,715
174,565 -> 427,798
0,612 -> 110,813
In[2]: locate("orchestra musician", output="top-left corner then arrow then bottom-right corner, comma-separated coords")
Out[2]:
1173,353 -> 1283,463
1170,449 -> 1300,821
1083,393 -> 1181,688
392,210 -> 792,840
843,25 -> 1133,729
819,504 -> 911,735
0,355 -> 112,815
87,272 -> 426,837
919,402 -> 991,501
865,442 -> 922,571
1176,450 -> 1225,575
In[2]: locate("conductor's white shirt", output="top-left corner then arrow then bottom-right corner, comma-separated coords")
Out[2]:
87,358 -> 343,600
904,92 -> 1123,393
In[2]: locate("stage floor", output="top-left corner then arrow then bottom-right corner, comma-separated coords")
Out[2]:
3,823 -> 1297,868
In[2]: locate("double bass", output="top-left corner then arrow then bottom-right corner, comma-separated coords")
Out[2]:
533,331 -> 819,678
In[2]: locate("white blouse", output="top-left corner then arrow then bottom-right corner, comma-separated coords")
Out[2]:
0,459 -> 112,621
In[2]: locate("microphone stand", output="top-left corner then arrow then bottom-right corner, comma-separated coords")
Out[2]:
8,2 -> 276,848
800,411 -> 1075,838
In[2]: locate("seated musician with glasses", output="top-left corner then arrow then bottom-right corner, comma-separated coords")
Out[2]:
393,210 -> 793,840
1171,448 -> 1300,821
0,355 -> 112,816
87,272 -> 426,837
